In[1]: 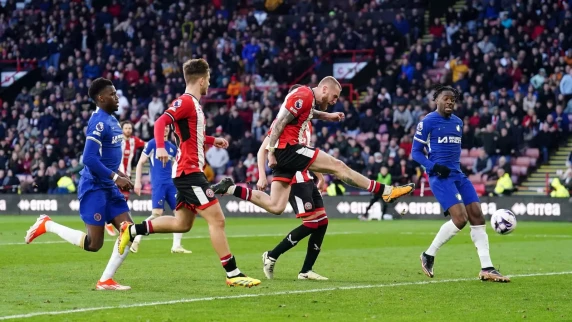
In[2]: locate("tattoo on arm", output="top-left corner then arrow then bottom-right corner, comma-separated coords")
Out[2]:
341,174 -> 358,187
268,112 -> 296,148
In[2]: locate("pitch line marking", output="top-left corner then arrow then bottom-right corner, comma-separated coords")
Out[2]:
0,231 -> 363,246
0,271 -> 570,320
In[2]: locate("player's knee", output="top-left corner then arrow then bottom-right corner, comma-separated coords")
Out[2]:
332,159 -> 348,176
84,237 -> 103,252
208,216 -> 226,230
268,204 -> 286,215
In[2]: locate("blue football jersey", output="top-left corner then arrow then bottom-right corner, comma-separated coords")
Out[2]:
79,108 -> 124,194
413,111 -> 463,175
143,139 -> 177,184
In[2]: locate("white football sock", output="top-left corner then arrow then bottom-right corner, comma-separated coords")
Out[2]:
132,235 -> 143,244
45,221 -> 86,248
100,238 -> 129,282
470,225 -> 494,269
173,233 -> 183,248
425,220 -> 460,256
227,185 -> 236,195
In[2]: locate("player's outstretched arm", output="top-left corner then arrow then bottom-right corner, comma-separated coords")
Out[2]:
256,136 -> 270,190
313,110 -> 345,122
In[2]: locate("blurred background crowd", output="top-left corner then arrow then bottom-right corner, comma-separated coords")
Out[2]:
0,0 -> 570,199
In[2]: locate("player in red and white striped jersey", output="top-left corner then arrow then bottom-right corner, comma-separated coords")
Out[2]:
117,58 -> 260,288
256,84 -> 329,280
212,77 -> 415,218
105,121 -> 146,237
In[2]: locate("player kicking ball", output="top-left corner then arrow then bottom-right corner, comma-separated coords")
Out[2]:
132,126 -> 192,254
117,58 -> 260,288
411,85 -> 510,282
25,78 -> 135,290
259,84 -> 329,281
212,77 -> 415,218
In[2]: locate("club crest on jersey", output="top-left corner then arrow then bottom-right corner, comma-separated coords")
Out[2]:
295,99 -> 303,109
456,125 -> 461,132
417,122 -> 423,131
95,122 -> 104,132
206,189 -> 215,198
158,199 -> 164,205
94,213 -> 102,221
304,202 -> 313,210
170,99 -> 182,111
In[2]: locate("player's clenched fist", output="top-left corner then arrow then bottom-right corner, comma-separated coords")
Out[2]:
433,164 -> 451,178
214,137 -> 229,149
156,147 -> 170,167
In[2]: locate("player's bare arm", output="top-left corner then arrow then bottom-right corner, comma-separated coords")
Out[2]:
313,110 -> 345,122
257,136 -> 271,190
267,111 -> 296,168
133,153 -> 149,196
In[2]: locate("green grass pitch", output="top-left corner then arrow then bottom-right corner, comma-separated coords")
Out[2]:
1,215 -> 571,321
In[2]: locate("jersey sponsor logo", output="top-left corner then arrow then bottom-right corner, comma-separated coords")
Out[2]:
112,134 -> 123,144
96,122 -> 104,132
206,189 -> 215,198
94,213 -> 102,221
417,122 -> 423,131
304,202 -> 313,210
437,136 -> 461,144
294,99 -> 303,109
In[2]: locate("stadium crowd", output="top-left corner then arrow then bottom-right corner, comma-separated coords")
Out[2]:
0,0 -> 571,196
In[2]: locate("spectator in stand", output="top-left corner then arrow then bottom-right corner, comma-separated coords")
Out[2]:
473,149 -> 493,178
206,145 -> 229,176
491,168 -> 514,196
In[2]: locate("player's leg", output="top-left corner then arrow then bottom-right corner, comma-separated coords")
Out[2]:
96,188 -> 133,291
308,149 -> 415,202
298,185 -> 329,280
167,185 -> 191,254
105,189 -> 130,236
459,178 -> 510,282
25,190 -> 106,252
420,177 -> 466,278
130,208 -> 163,253
299,221 -> 328,280
211,177 -> 292,215
197,202 -> 260,287
262,183 -> 315,279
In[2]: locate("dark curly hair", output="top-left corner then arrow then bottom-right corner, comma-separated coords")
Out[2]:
432,85 -> 460,102
88,77 -> 113,101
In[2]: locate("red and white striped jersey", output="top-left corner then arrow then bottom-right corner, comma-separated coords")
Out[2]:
267,119 -> 313,184
164,93 -> 207,177
119,136 -> 145,177
272,86 -> 315,149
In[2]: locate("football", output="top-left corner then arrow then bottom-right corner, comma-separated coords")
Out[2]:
490,209 -> 517,235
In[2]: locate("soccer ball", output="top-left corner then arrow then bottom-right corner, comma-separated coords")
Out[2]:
490,209 -> 517,235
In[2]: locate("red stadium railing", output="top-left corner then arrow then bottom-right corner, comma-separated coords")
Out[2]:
289,49 -> 375,86
202,83 -> 359,107
0,59 -> 37,86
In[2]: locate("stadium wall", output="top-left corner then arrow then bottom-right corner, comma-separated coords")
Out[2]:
0,195 -> 570,222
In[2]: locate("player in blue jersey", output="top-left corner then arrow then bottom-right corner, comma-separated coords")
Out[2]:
411,85 -> 510,283
132,126 -> 192,254
25,78 -> 136,290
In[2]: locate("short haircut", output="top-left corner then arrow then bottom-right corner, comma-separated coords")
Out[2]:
318,76 -> 342,90
432,85 -> 459,101
183,58 -> 210,83
88,77 -> 113,100
289,84 -> 303,93
120,120 -> 133,128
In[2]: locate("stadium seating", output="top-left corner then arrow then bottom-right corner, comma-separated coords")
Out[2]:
0,0 -> 571,198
